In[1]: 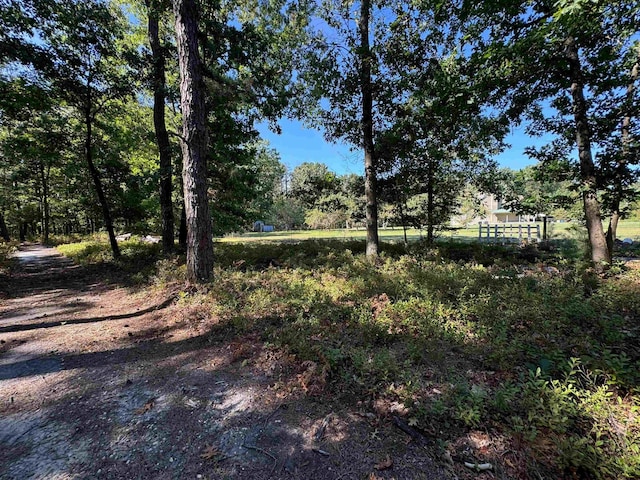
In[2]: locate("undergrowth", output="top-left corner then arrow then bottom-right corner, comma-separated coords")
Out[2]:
0,241 -> 17,273
57,237 -> 640,479
57,238 -> 163,285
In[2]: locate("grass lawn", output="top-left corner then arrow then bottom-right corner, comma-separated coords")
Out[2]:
219,220 -> 640,244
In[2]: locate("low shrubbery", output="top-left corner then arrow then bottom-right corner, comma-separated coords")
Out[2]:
56,237 -> 640,478
0,241 -> 17,273
57,237 -> 163,284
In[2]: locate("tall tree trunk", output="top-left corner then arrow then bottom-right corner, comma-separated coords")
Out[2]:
38,160 -> 50,244
173,0 -> 213,282
359,0 -> 379,257
606,48 -> 638,254
426,160 -> 435,244
606,212 -> 619,254
564,37 -> 610,271
0,213 -> 10,241
147,0 -> 174,253
398,196 -> 408,246
84,105 -> 121,259
179,202 -> 187,247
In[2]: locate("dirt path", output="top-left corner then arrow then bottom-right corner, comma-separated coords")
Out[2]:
0,245 -> 451,480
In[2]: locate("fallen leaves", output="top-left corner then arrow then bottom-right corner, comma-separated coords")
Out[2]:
297,360 -> 329,395
200,444 -> 221,460
374,455 -> 393,471
135,400 -> 154,415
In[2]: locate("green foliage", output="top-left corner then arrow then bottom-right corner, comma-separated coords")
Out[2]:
57,237 -> 162,284
57,234 -> 640,477
0,241 -> 17,273
500,165 -> 578,217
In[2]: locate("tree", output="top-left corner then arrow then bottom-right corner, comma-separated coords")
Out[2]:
209,141 -> 286,234
145,0 -> 175,253
462,0 -> 640,270
289,162 -> 336,208
500,165 -> 577,239
298,0 -> 384,256
358,0 -> 379,256
173,0 -> 213,282
32,0 -> 136,257
600,44 -> 640,252
1,1 -> 141,250
376,28 -> 506,244
0,108 -> 72,243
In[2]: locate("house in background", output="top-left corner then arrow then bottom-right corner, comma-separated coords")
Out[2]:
481,194 -> 536,223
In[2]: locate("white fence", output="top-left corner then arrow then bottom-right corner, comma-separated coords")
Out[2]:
478,223 -> 541,242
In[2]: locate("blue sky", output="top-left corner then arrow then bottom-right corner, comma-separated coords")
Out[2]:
258,119 -> 547,176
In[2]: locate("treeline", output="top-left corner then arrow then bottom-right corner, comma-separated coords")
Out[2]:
267,161 -> 490,241
1,0 -> 639,280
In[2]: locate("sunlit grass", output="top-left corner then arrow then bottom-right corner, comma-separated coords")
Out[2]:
219,220 -> 640,244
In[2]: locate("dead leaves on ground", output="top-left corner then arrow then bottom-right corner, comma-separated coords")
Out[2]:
200,444 -> 221,461
134,400 -> 154,415
297,360 -> 329,395
374,455 -> 393,471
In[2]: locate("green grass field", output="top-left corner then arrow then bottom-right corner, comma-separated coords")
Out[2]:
219,220 -> 640,243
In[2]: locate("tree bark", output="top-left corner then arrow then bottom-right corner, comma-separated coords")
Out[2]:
359,0 -> 379,257
606,48 -> 638,255
84,104 -> 121,259
0,213 -> 10,241
147,0 -> 174,253
38,160 -> 50,244
606,212 -> 619,254
564,37 -> 610,270
398,197 -> 408,246
173,0 -> 213,282
426,160 -> 434,244
179,202 -> 187,247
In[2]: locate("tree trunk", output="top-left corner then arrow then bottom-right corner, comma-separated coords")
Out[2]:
38,160 -> 50,244
606,49 -> 638,256
84,105 -> 121,259
359,0 -> 379,257
179,202 -> 187,247
0,213 -> 10,241
19,222 -> 26,242
606,212 -> 620,254
173,0 -> 213,282
564,37 -> 610,270
147,0 -> 174,254
426,161 -> 434,244
398,197 -> 408,246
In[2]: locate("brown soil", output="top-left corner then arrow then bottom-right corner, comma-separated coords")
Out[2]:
0,245 -> 453,480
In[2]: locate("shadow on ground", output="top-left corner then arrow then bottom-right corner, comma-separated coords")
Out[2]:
0,244 -> 451,480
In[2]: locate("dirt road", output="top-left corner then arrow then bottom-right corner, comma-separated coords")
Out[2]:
0,244 -> 449,480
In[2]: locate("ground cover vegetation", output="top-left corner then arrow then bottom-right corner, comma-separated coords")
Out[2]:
55,236 -> 640,479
